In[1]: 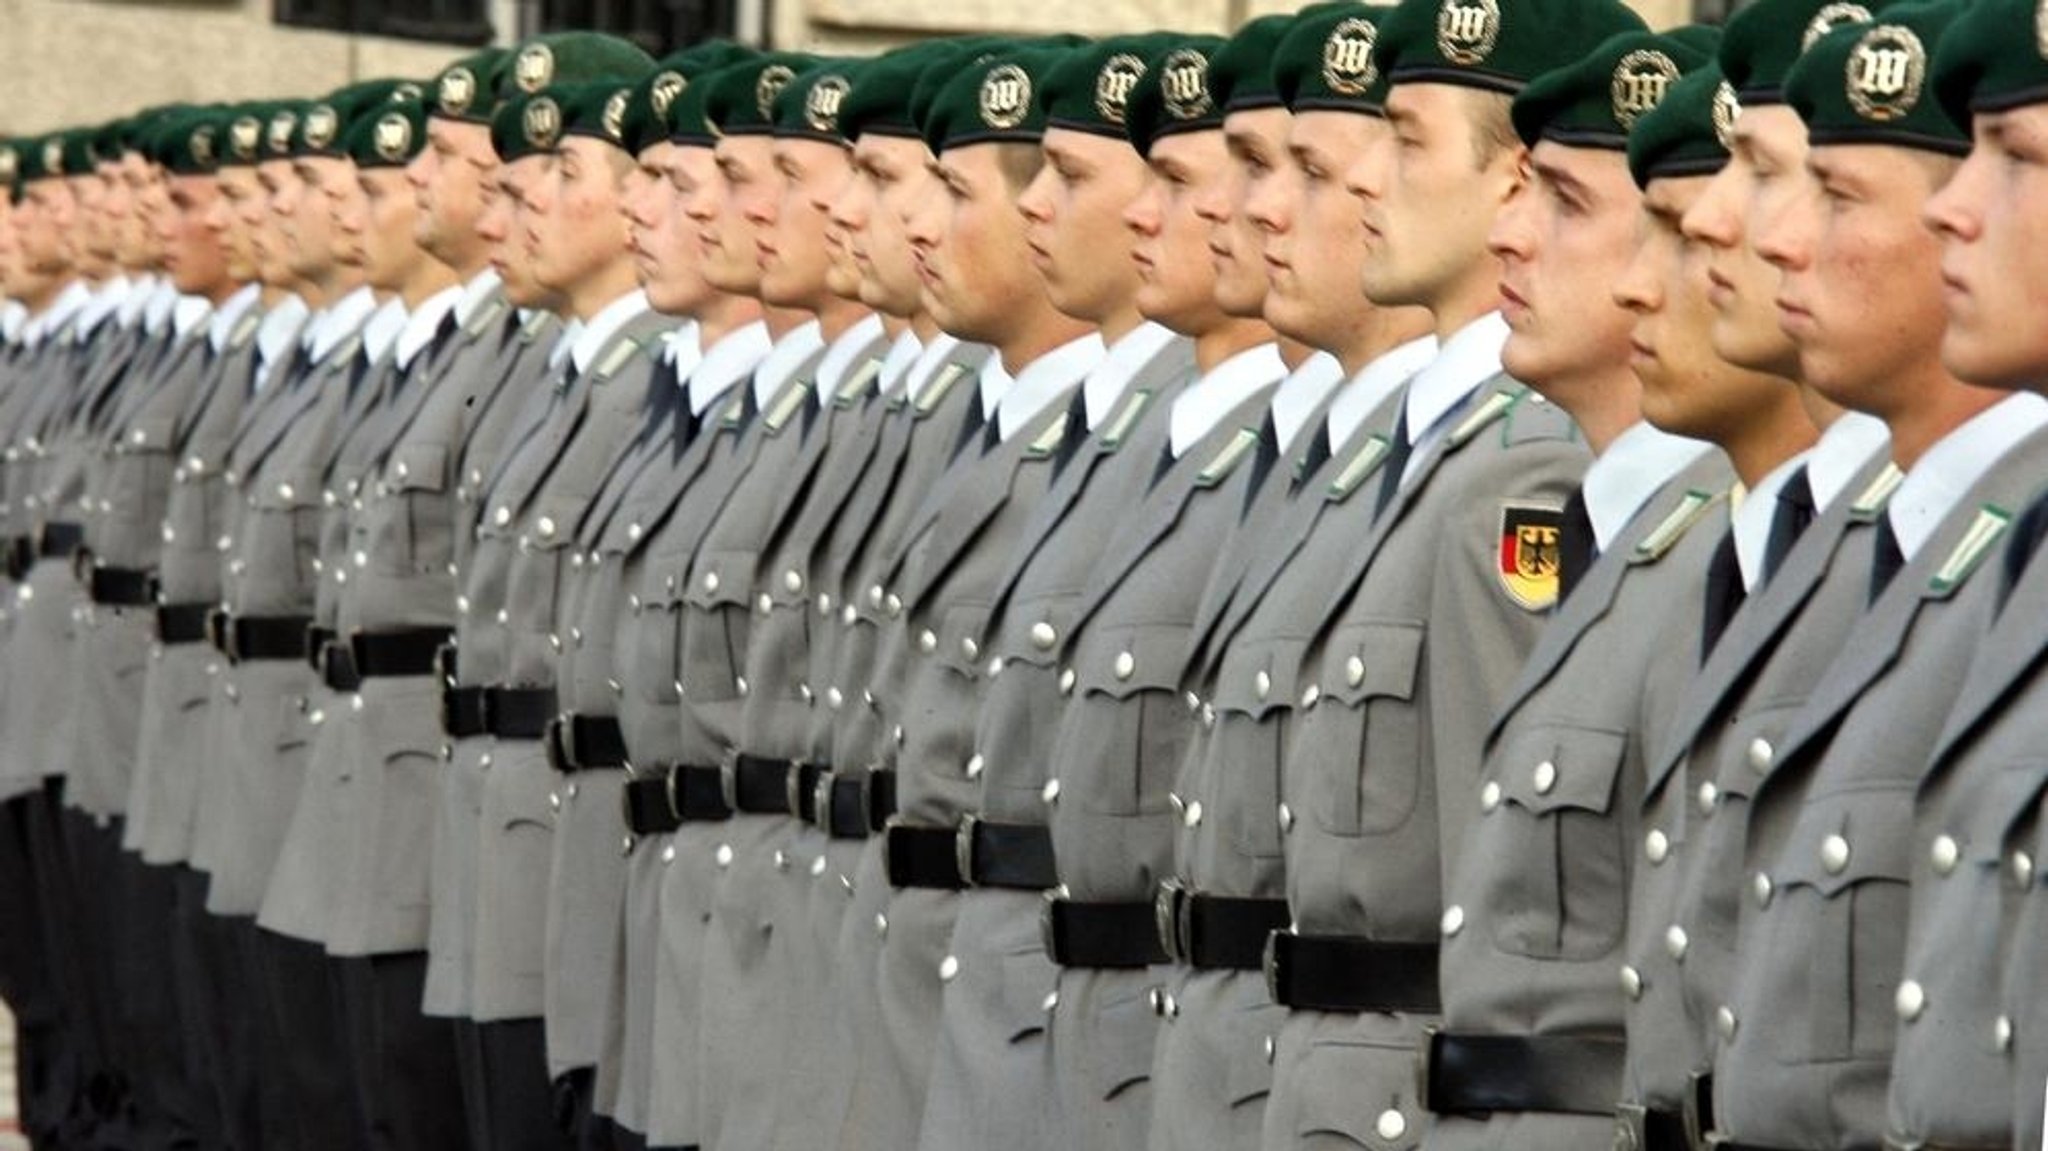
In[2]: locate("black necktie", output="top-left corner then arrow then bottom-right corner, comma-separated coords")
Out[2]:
1700,528 -> 1745,662
1998,487 -> 2048,611
1290,420 -> 1333,494
1558,487 -> 1597,604
1375,405 -> 1414,515
1149,440 -> 1177,492
1763,467 -> 1816,582
1243,414 -> 1281,519
952,395 -> 988,463
982,407 -> 1003,454
1871,514 -> 1906,605
1050,388 -> 1091,480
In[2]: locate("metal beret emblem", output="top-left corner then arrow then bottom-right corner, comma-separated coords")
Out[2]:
805,74 -> 852,133
1611,49 -> 1680,130
43,139 -> 64,177
1711,80 -> 1740,151
651,72 -> 687,120
303,105 -> 339,150
756,64 -> 798,120
1324,17 -> 1382,97
0,148 -> 16,187
1437,0 -> 1502,67
189,124 -> 217,168
268,110 -> 299,156
1095,54 -> 1146,125
1846,24 -> 1926,123
1160,48 -> 1215,121
979,63 -> 1034,130
2038,0 -> 2048,61
604,89 -> 631,142
516,44 -> 555,94
439,67 -> 478,116
230,116 -> 262,162
523,96 -> 563,150
373,112 -> 414,162
1802,3 -> 1873,52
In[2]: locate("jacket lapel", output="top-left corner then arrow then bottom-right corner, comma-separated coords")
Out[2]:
898,395 -> 1072,611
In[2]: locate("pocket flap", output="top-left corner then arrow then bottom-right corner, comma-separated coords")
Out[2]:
1774,785 -> 1915,897
1495,724 -> 1629,817
520,495 -> 584,552
384,441 -> 450,494
681,548 -> 758,609
250,467 -> 323,510
1213,636 -> 1309,721
1322,620 -> 1424,708
1077,622 -> 1191,699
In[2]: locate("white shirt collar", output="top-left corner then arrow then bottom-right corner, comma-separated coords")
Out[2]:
690,320 -> 773,416
1402,311 -> 1509,446
171,295 -> 213,340
547,320 -> 584,371
571,289 -> 653,375
206,284 -> 262,354
1889,392 -> 2048,561
116,274 -> 156,327
1,301 -> 25,343
1582,421 -> 1718,552
74,274 -> 132,340
362,297 -> 409,365
906,334 -> 968,404
397,285 -> 463,369
313,285 -> 379,363
1732,450 -> 1808,592
1170,342 -> 1289,458
752,319 -> 826,410
1086,322 -> 1182,430
25,281 -> 93,347
978,356 -> 1013,421
143,279 -> 183,336
878,330 -> 925,396
454,268 -> 503,329
1267,352 -> 1345,453
1808,410 -> 1890,512
816,313 -> 887,401
256,295 -> 309,368
996,333 -> 1107,442
1328,336 -> 1440,449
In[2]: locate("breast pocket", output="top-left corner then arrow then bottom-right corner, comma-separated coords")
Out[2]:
1072,622 -> 1196,816
679,549 -> 759,704
1312,620 -> 1425,837
369,441 -> 452,578
1484,723 -> 1629,960
246,470 -> 325,602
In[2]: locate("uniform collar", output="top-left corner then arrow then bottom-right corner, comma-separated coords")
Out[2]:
878,330 -> 925,396
1807,410 -> 1889,512
689,319 -> 772,416
1169,342 -> 1288,458
1582,421 -> 1717,552
570,289 -> 653,376
24,280 -> 93,347
0,300 -> 25,343
454,268 -> 503,329
362,296 -> 409,365
1889,392 -> 2048,561
207,283 -> 263,354
1401,311 -> 1510,446
1328,336 -> 1439,449
116,274 -> 156,327
74,274 -> 132,339
751,319 -> 825,410
995,332 -> 1106,442
397,285 -> 463,369
1732,450 -> 1807,591
171,294 -> 213,341
816,313 -> 887,400
312,285 -> 379,363
905,334 -> 967,404
547,319 -> 584,371
255,294 -> 310,381
143,278 -> 183,336
1086,322 -> 1182,430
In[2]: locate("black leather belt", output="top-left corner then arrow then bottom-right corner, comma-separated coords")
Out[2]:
546,713 -> 628,773
441,686 -> 486,739
38,521 -> 82,559
483,686 -> 557,740
318,640 -> 361,691
723,754 -> 798,815
87,566 -> 155,606
305,625 -> 337,673
788,761 -> 823,824
817,770 -> 892,839
1614,1103 -> 1689,1151
1041,895 -> 1169,968
1263,930 -> 1441,1013
884,823 -> 965,890
623,773 -> 681,835
351,628 -> 453,679
223,615 -> 315,663
1421,1029 -> 1625,1117
668,765 -> 732,822
1154,881 -> 1290,970
156,602 -> 211,645
958,816 -> 1057,889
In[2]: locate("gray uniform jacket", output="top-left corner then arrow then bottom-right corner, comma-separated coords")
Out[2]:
1264,380 -> 1585,1150
1623,453 -> 1893,1116
1429,451 -> 1733,1151
1711,427 -> 2048,1149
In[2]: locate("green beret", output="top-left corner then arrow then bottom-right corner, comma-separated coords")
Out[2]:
921,45 -> 1071,153
1374,0 -> 1648,97
219,104 -> 270,168
1276,2 -> 1398,116
431,49 -> 512,124
624,39 -> 761,151
491,91 -> 549,162
264,102 -> 306,161
1512,26 -> 1718,150
87,120 -> 131,167
840,41 -> 971,141
699,52 -> 820,137
1931,0 -> 2048,121
1719,0 -> 1898,105
1040,34 -> 1182,139
773,59 -> 867,144
1786,0 -> 1966,156
1209,14 -> 1299,114
1125,36 -> 1227,157
45,131 -> 98,181
546,79 -> 640,151
507,32 -> 658,96
299,79 -> 425,159
154,108 -> 225,176
1627,63 -> 1732,187
342,97 -> 427,169
664,61 -> 731,147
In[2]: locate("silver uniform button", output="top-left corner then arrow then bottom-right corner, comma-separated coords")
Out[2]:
1752,872 -> 1773,908
1376,1110 -> 1407,1142
1748,737 -> 1774,773
1042,991 -> 1059,1012
965,754 -> 984,780
1697,781 -> 1719,814
715,844 -> 734,868
826,687 -> 844,711
939,955 -> 960,982
1996,1014 -> 2014,1052
986,657 -> 1004,678
1717,1006 -> 1738,1040
1182,801 -> 1202,829
1042,779 -> 1061,804
1664,925 -> 1689,961
961,636 -> 979,662
757,594 -> 773,615
1931,835 -> 1960,876
1031,622 -> 1057,650
278,482 -> 294,501
1645,829 -> 1670,865
1345,656 -> 1366,688
841,605 -> 857,626
1440,905 -> 1465,937
1480,781 -> 1502,813
1114,651 -> 1136,681
1533,760 -> 1558,795
2013,851 -> 2035,888
1895,979 -> 1926,1023
1058,668 -> 1076,695
1300,684 -> 1320,709
874,913 -> 888,937
1278,803 -> 1294,832
1254,670 -> 1271,701
919,629 -> 937,654
1821,834 -> 1851,876
661,844 -> 677,865
703,571 -> 720,594
536,515 -> 556,538
1620,965 -> 1643,1000
784,569 -> 804,594
494,506 -> 511,527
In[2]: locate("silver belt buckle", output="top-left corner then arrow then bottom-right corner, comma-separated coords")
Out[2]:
718,755 -> 741,812
955,814 -> 981,887
1613,1103 -> 1647,1151
1154,880 -> 1185,963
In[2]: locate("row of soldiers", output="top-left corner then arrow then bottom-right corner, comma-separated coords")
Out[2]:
0,0 -> 2045,1148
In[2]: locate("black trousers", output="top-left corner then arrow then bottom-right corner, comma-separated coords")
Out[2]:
253,927 -> 359,1151
474,1017 -> 574,1151
110,847 -> 206,1150
172,873 -> 270,1151
334,951 -> 469,1151
0,790 -> 82,1144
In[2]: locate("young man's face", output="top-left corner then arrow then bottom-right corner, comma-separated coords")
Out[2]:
761,137 -> 853,310
1924,105 -> 2048,392
1125,131 -> 1236,335
207,167 -> 263,284
484,160 -> 551,307
252,161 -> 299,288
837,135 -> 931,318
1488,140 -> 1642,389
704,135 -> 776,295
1017,127 -> 1148,325
353,167 -> 430,293
1754,142 -> 1958,413
284,157 -> 352,281
533,137 -> 632,303
96,161 -> 140,268
1210,107 -> 1290,318
1618,174 -> 1794,440
70,173 -> 116,267
159,173 -> 232,298
1252,109 -> 1384,350
909,143 -> 1044,344
17,182 -> 76,277
1347,82 -> 1521,313
408,119 -> 496,271
627,143 -> 719,316
1681,104 -> 1807,377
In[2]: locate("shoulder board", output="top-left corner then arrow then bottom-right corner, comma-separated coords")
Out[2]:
914,363 -> 969,417
1447,387 -> 1519,449
763,377 -> 813,434
1195,427 -> 1262,489
463,296 -> 509,340
1097,389 -> 1156,452
227,311 -> 262,353
834,358 -> 884,408
518,312 -> 552,343
590,336 -> 646,384
718,390 -> 750,430
1848,463 -> 1905,522
885,392 -> 910,412
1327,434 -> 1392,502
1930,505 -> 2013,598
323,333 -> 363,369
1023,409 -> 1071,459
1631,488 -> 1724,564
